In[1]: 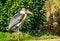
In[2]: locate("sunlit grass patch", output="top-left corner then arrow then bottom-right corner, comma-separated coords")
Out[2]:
0,32 -> 59,41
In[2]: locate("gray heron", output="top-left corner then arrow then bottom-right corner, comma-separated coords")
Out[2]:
8,8 -> 33,41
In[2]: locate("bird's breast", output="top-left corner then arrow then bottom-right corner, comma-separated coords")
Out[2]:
16,14 -> 27,27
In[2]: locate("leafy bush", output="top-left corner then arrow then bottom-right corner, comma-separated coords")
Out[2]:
0,0 -> 46,33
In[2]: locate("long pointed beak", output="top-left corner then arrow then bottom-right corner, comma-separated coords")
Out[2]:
27,10 -> 33,15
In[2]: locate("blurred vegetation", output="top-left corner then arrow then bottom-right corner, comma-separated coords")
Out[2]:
0,0 -> 60,41
52,8 -> 60,36
0,0 -> 47,36
45,0 -> 60,34
0,32 -> 58,41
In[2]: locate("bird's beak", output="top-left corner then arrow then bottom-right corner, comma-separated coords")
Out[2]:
27,10 -> 33,15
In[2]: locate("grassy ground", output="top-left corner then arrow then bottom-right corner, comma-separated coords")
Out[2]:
0,32 -> 59,41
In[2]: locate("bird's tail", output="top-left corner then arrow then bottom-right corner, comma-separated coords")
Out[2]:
8,27 -> 16,33
8,29 -> 14,34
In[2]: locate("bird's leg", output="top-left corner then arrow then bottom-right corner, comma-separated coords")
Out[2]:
17,27 -> 21,41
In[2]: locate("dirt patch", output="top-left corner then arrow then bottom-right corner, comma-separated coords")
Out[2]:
23,38 -> 60,41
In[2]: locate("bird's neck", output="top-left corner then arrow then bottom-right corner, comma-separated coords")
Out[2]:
20,11 -> 26,14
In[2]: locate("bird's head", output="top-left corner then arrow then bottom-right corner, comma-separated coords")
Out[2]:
20,8 -> 33,15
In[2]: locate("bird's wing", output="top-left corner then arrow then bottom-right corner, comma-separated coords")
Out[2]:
9,12 -> 25,29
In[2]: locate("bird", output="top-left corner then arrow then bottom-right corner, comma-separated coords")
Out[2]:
8,8 -> 33,41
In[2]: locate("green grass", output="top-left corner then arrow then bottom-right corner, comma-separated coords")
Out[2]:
0,32 -> 59,41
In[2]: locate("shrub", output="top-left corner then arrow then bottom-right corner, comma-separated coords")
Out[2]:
0,0 -> 46,33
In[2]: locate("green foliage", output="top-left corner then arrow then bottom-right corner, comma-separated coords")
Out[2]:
0,32 -> 58,41
0,0 -> 46,33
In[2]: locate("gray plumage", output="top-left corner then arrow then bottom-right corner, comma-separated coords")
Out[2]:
9,12 -> 25,33
8,8 -> 33,41
9,12 -> 25,28
8,8 -> 33,33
